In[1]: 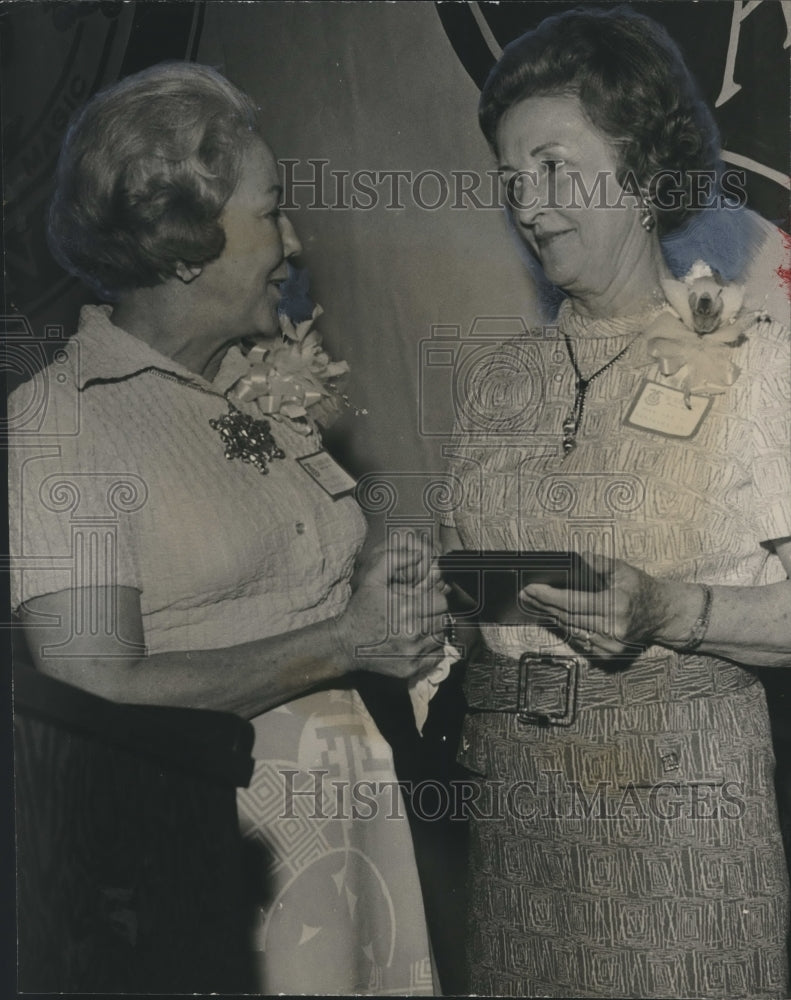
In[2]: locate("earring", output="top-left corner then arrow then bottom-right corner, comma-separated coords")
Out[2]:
639,193 -> 656,233
175,261 -> 202,283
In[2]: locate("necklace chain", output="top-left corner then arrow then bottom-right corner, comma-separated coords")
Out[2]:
561,334 -> 633,454
150,368 -> 286,474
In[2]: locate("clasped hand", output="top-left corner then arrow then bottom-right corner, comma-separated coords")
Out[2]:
518,553 -> 669,660
341,535 -> 451,679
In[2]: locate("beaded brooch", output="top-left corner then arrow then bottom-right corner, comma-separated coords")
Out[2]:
209,403 -> 285,475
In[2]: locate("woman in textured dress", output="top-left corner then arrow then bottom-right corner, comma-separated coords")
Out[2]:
441,9 -> 791,997
9,62 -> 446,994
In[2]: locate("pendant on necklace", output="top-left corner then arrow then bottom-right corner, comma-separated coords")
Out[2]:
209,404 -> 285,474
562,380 -> 585,454
561,413 -> 578,454
561,334 -> 634,456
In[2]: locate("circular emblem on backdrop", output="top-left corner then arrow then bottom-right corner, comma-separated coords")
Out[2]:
435,0 -> 789,228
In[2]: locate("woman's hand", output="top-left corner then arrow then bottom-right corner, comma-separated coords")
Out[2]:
519,552 -> 674,659
519,546 -> 791,669
337,535 -> 450,679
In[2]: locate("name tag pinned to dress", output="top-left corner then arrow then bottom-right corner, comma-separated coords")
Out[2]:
623,379 -> 713,439
297,450 -> 357,498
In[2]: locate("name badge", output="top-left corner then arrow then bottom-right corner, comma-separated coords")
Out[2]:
297,450 -> 357,498
623,379 -> 712,439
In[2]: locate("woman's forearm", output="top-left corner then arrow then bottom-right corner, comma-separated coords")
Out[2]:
21,552 -> 447,716
653,578 -> 791,668
123,617 -> 353,715
22,592 -> 350,717
443,524 -> 791,668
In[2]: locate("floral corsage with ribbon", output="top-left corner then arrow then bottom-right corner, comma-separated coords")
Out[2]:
642,260 -> 767,406
209,269 -> 364,474
229,303 -> 354,434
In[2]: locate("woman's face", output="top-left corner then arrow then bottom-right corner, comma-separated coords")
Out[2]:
495,94 -> 646,302
196,137 -> 301,340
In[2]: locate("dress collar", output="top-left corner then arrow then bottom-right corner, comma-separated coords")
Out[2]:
555,297 -> 666,341
74,304 -> 244,395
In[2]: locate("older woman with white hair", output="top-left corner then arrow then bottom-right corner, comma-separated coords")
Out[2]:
10,61 -> 445,995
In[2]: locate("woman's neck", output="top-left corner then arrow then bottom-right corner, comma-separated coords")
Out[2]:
567,232 -> 670,320
111,286 -> 231,382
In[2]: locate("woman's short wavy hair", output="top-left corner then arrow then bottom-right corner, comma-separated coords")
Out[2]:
479,6 -> 721,233
48,62 -> 261,299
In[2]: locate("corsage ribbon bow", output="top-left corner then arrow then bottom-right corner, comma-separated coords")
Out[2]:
232,305 -> 350,432
643,261 -> 759,406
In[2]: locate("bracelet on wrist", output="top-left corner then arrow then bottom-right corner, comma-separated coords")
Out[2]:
678,583 -> 713,653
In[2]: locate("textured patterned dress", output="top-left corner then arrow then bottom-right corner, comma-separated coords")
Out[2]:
442,292 -> 791,998
9,306 -> 435,996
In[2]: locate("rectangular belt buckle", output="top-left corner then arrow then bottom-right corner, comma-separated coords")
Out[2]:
517,654 -> 579,726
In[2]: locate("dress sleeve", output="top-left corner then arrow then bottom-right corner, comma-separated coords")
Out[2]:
749,319 -> 791,544
8,383 -> 144,612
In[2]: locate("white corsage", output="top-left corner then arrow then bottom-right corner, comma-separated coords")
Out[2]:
643,261 -> 765,405
230,306 -> 362,433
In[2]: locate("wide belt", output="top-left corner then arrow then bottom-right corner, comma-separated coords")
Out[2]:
465,648 -> 580,726
464,645 -> 757,727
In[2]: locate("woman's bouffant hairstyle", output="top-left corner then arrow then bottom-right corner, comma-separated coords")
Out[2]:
48,62 -> 261,299
479,7 -> 721,233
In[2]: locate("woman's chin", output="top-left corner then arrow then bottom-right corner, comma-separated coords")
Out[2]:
538,248 -> 581,285
541,267 -> 574,293
253,304 -> 282,339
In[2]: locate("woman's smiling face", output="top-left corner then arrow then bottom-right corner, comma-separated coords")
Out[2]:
196,137 -> 302,342
495,94 -> 647,304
